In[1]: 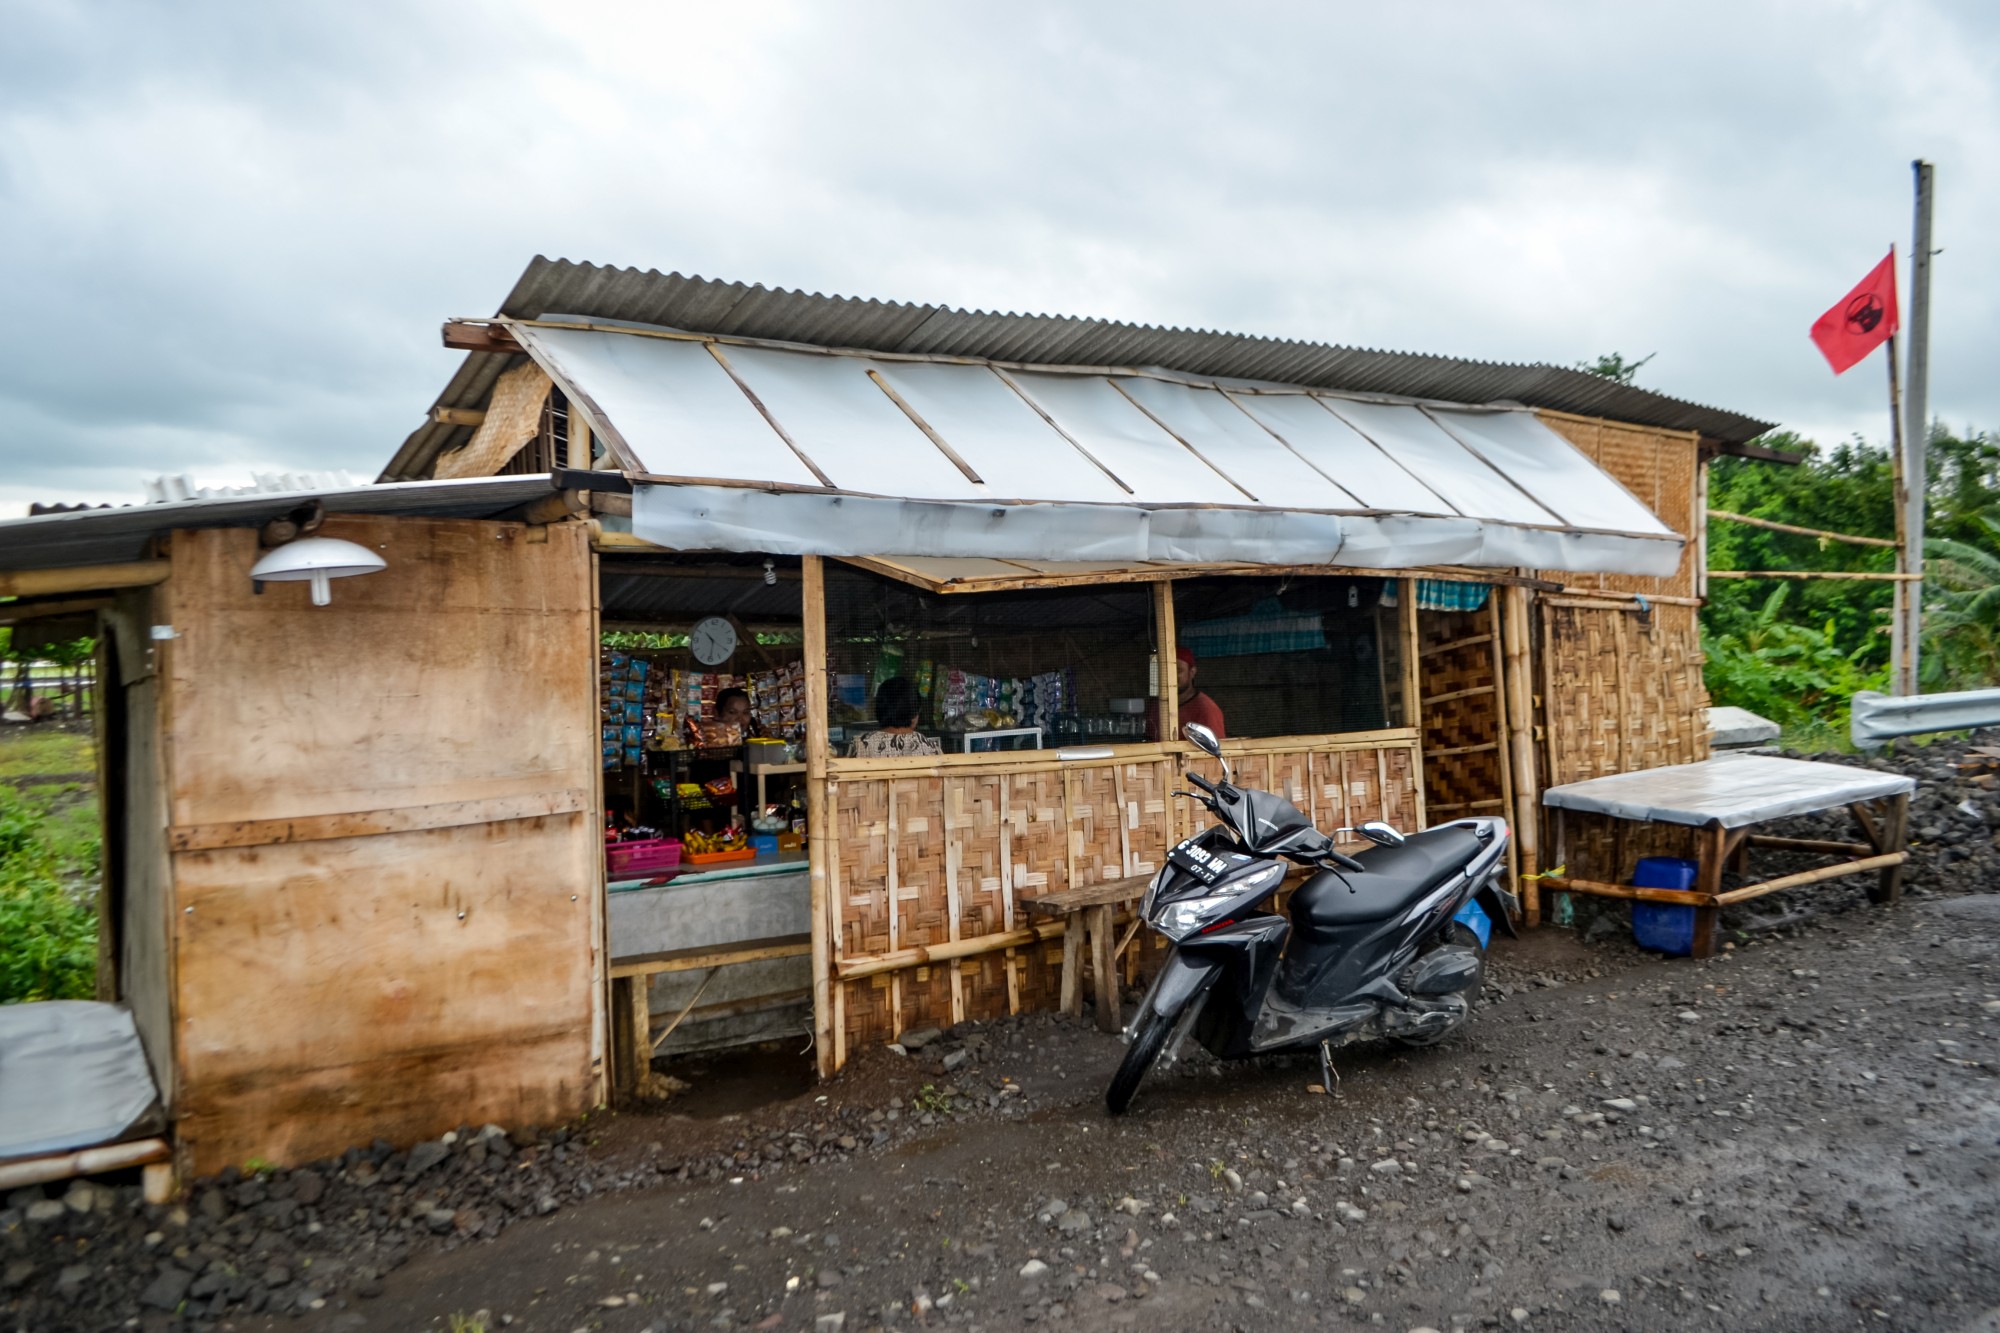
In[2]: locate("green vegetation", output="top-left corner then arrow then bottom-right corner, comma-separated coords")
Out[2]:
1703,426 -> 2000,742
0,779 -> 98,1003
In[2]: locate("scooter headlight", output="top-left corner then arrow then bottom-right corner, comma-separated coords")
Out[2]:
1157,894 -> 1235,941
1152,862 -> 1284,941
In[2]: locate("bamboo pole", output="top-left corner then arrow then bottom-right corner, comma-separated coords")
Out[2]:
1695,450 -> 1710,602
0,1138 -> 171,1192
1487,595 -> 1519,893
1744,835 -> 1875,857
1552,588 -> 1705,608
1533,875 -> 1728,907
0,562 -> 168,598
1500,586 -> 1541,922
1706,509 -> 1898,548
801,555 -> 836,1077
1153,580 -> 1179,744
1400,580 -> 1421,732
1706,570 -> 1920,583
1712,854 -> 1904,906
835,919 -> 1070,981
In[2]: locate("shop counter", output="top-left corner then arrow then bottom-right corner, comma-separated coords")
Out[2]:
608,850 -> 812,1090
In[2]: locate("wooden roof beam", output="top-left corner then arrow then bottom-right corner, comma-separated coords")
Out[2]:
442,320 -> 523,355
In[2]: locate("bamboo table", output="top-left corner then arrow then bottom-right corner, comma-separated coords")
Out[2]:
1539,754 -> 1915,958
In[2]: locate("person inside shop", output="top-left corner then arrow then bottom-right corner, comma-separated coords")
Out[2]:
715,686 -> 762,739
1177,646 -> 1226,739
847,676 -> 942,758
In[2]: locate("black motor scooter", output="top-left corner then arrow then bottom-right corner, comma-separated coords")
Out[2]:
1106,723 -> 1518,1114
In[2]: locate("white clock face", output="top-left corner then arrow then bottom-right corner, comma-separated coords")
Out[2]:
690,616 -> 738,666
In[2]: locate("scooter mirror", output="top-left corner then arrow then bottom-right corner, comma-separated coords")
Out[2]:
1181,721 -> 1231,782
1182,722 -> 1223,758
1358,821 -> 1407,847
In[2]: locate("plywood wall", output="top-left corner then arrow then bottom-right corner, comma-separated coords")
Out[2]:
159,517 -> 600,1174
822,733 -> 1421,1060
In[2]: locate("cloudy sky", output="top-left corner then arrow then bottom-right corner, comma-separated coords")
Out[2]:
1,1 -> 1993,515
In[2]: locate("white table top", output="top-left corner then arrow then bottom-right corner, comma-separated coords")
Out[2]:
1542,753 -> 1914,829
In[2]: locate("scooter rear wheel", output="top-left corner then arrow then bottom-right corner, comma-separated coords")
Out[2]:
1105,1003 -> 1175,1114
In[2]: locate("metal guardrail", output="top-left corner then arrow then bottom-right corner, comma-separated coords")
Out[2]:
1851,687 -> 2000,748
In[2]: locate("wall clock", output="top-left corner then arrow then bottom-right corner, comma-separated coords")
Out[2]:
690,615 -> 738,666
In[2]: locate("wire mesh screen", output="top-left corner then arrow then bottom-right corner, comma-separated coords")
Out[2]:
1171,576 -> 1397,739
823,564 -> 1157,752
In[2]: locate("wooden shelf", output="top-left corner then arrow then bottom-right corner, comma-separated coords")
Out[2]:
610,933 -> 812,979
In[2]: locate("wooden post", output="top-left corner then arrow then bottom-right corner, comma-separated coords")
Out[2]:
1061,917 -> 1085,1018
1871,793 -> 1910,905
1501,586 -> 1542,922
587,537 -> 609,1106
1692,822 -> 1725,958
802,555 -> 836,1076
1153,581 -> 1179,743
1089,903 -> 1121,1032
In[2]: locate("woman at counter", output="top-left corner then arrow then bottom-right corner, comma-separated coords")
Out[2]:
847,677 -> 941,758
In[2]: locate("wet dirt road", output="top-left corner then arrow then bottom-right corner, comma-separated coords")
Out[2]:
279,895 -> 2000,1333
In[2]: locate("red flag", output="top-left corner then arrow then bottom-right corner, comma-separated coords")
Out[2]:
1809,248 -> 1899,375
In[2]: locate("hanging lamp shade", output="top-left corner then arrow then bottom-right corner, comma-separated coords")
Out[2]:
249,537 -> 386,606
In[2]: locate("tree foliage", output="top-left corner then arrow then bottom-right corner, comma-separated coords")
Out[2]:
0,786 -> 96,1004
1702,425 -> 2000,730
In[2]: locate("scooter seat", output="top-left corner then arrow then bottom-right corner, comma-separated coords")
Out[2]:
1291,825 -> 1485,931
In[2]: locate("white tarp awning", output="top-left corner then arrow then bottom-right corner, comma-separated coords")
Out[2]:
515,321 -> 1684,575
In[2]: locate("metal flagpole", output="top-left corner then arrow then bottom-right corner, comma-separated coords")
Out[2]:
1902,160 -> 1935,697
1886,327 -> 1910,695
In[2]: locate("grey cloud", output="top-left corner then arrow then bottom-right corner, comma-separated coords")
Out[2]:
1,0 -> 1996,516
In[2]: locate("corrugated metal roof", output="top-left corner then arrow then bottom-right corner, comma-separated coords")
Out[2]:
0,475 -> 559,572
380,257 -> 1774,481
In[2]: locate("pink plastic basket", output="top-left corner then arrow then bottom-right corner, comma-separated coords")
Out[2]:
606,837 -> 683,878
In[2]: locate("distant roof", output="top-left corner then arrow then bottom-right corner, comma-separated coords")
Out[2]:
382,256 -> 1775,481
0,475 -> 558,572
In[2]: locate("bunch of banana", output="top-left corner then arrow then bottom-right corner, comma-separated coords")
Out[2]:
684,828 -> 750,855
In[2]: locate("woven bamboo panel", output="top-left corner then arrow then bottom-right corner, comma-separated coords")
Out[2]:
1554,810 -> 1701,889
1067,767 -> 1128,889
831,758 -> 1180,1052
1534,412 -> 1702,600
1540,601 -> 1708,796
1183,742 -> 1421,845
833,779 -> 892,960
1418,609 -> 1506,820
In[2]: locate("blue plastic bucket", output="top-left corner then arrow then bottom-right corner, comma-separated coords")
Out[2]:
1452,897 -> 1492,949
1631,856 -> 1699,955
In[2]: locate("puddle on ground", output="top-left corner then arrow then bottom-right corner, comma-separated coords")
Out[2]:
654,1042 -> 816,1119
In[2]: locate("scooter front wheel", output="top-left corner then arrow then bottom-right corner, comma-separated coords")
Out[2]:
1105,1002 -> 1175,1114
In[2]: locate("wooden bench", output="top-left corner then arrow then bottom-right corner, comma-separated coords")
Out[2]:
1022,874 -> 1152,1033
610,933 -> 813,1101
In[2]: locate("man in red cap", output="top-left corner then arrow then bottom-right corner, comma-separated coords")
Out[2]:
1176,646 -> 1226,739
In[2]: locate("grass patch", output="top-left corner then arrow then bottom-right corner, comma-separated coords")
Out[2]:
0,726 -> 95,781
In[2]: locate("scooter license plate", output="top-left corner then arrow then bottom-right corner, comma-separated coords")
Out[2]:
1167,837 -> 1229,886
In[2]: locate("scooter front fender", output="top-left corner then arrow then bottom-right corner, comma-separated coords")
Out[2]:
1148,949 -> 1225,1021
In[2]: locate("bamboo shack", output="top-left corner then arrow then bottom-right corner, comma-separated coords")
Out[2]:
0,259 -> 1775,1181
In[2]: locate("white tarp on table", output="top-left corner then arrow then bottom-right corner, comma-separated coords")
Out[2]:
0,1001 -> 161,1161
518,321 -> 1684,576
1542,754 -> 1914,829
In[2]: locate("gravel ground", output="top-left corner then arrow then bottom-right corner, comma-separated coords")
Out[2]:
6,740 -> 2000,1333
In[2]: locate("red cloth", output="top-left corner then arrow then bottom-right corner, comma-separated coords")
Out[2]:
1180,690 -> 1226,740
1810,249 -> 1899,375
